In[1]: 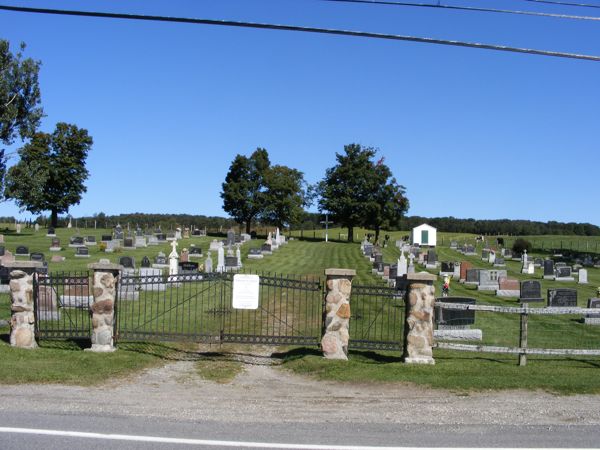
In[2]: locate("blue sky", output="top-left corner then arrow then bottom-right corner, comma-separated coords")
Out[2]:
1,0 -> 599,224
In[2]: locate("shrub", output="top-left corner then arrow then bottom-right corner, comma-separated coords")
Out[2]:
512,238 -> 532,255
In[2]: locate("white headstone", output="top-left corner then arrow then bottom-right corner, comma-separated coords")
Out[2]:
34,223 -> 40,232
169,240 -> 179,275
16,223 -> 21,234
217,246 -> 225,272
67,218 -> 72,229
205,252 -> 213,273
236,245 -> 242,268
275,228 -> 280,245
579,268 -> 588,284
398,251 -> 408,277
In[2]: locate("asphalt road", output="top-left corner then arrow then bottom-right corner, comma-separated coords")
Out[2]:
1,410 -> 600,449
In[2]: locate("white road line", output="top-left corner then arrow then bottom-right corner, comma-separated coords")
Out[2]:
0,427 -> 571,450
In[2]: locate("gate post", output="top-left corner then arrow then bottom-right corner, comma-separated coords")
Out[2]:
87,259 -> 123,352
321,268 -> 356,360
6,261 -> 44,349
403,272 -> 437,365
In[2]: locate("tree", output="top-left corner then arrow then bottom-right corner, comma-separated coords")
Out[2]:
5,123 -> 93,227
221,148 -> 270,234
318,144 -> 392,242
363,157 -> 409,242
1,40 -> 43,146
262,165 -> 308,229
512,238 -> 532,255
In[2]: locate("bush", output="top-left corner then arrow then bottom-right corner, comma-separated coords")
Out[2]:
512,238 -> 532,255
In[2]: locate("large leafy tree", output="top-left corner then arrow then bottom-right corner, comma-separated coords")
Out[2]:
262,164 -> 308,229
318,144 -> 408,242
221,148 -> 270,234
0,40 -> 42,146
5,123 -> 93,227
364,157 -> 409,242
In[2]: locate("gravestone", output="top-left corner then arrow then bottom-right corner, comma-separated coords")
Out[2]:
488,251 -> 496,265
397,252 -> 408,277
147,235 -> 159,246
139,267 -> 166,292
227,230 -> 235,246
49,238 -> 61,251
261,243 -> 272,254
189,246 -> 203,258
440,262 -> 454,276
225,256 -> 239,271
425,249 -> 437,269
453,263 -> 460,280
69,236 -> 84,247
123,237 -> 135,249
209,239 -> 222,251
459,261 -> 472,282
204,252 -> 213,273
101,235 -> 112,242
156,233 -> 167,242
465,268 -> 480,285
584,298 -> 600,325
46,227 -> 56,237
135,236 -> 147,248
192,229 -> 201,236
37,282 -> 60,321
119,269 -> 140,301
364,245 -> 373,257
388,265 -> 397,282
153,252 -> 168,268
50,255 -> 65,263
119,256 -> 135,269
141,256 -> 151,268
179,261 -> 199,273
548,288 -> 577,307
543,260 -> 555,280
180,248 -> 189,263
248,248 -> 264,259
450,241 -> 458,249
74,246 -> 90,258
434,297 -> 481,341
15,246 -> 29,257
519,280 -> 543,303
30,252 -> 45,262
555,266 -> 574,281
493,257 -> 505,267
478,270 -> 506,291
85,236 -> 97,245
578,268 -> 588,284
534,258 -> 543,268
61,277 -> 93,307
465,245 -> 476,255
496,277 -> 520,297
504,249 -> 513,259
481,249 -> 490,261
166,232 -> 176,241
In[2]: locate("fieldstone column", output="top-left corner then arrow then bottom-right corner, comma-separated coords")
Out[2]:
7,261 -> 44,349
321,268 -> 356,360
87,259 -> 122,352
404,272 -> 437,364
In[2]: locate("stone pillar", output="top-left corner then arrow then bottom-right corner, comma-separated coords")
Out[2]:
87,260 -> 122,352
321,268 -> 356,360
403,272 -> 437,364
6,261 -> 44,349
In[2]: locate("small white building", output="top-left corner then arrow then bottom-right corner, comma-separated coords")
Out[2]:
411,223 -> 437,247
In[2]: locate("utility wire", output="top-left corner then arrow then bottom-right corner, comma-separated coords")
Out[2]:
523,0 -> 600,9
0,4 -> 598,62
320,0 -> 600,21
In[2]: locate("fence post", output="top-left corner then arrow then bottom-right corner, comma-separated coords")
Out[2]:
519,304 -> 529,366
403,272 -> 437,364
87,259 -> 123,352
321,268 -> 356,360
6,261 -> 44,349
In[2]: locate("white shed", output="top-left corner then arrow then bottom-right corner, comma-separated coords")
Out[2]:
411,223 -> 437,247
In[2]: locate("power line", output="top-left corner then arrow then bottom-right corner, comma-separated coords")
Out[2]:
523,0 -> 600,9
319,0 -> 600,21
0,4 -> 598,62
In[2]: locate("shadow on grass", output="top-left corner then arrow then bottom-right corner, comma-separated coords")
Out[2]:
38,339 -> 90,350
271,347 -> 404,364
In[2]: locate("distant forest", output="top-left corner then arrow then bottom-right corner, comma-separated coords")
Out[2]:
3,213 -> 599,236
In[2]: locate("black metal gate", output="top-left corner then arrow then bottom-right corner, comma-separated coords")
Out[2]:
349,284 -> 405,350
115,271 -> 324,346
34,272 -> 93,342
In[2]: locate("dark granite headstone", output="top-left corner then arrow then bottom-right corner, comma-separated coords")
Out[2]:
179,261 -> 199,272
364,245 -> 373,257
30,252 -> 45,262
156,233 -> 167,241
519,280 -> 543,303
192,229 -> 201,236
548,288 -> 577,307
123,237 -> 134,248
586,298 -> 600,319
388,265 -> 398,280
427,250 -> 437,264
0,246 -> 4,256
555,266 -> 572,279
435,297 -> 476,327
51,238 -> 60,247
86,235 -> 97,243
75,246 -> 89,256
544,260 -> 555,277
47,227 -> 55,235
70,236 -> 84,246
101,235 -> 112,242
227,230 -> 235,246
155,254 -> 167,265
465,269 -> 479,283
119,256 -> 135,269
141,256 -> 151,268
441,262 -> 454,273
15,245 -> 29,255
249,248 -> 262,255
189,246 -> 202,255
261,243 -> 272,252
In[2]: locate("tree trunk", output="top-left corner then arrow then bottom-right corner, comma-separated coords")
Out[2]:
374,226 -> 380,244
347,226 -> 354,243
51,209 -> 58,228
245,221 -> 252,234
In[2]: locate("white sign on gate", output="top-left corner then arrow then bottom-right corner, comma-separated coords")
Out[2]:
232,274 -> 260,309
